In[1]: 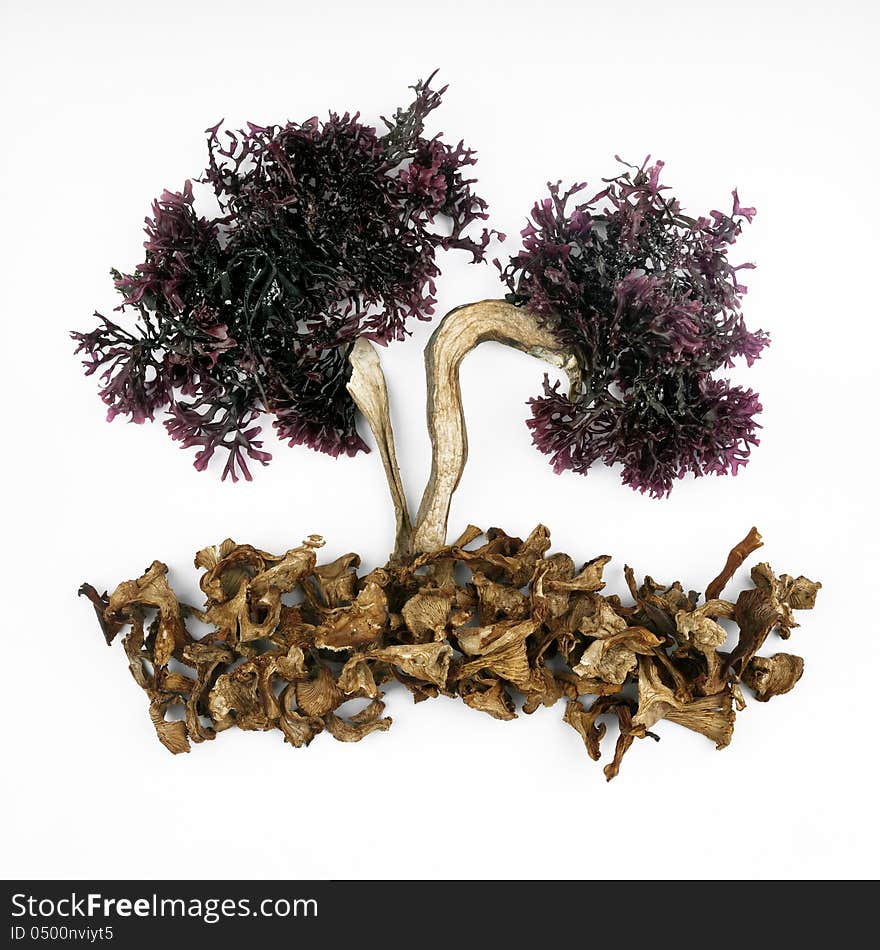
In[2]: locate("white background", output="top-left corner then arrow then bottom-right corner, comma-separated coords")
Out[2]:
2,0 -> 878,880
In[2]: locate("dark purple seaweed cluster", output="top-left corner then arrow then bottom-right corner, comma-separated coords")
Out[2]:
500,159 -> 767,497
72,75 -> 491,480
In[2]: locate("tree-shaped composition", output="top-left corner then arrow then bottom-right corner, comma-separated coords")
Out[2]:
75,78 -> 820,779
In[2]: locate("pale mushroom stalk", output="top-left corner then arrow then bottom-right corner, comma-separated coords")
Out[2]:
346,337 -> 413,560
412,299 -> 581,555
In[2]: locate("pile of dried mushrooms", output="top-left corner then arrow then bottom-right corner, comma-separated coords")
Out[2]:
80,524 -> 819,780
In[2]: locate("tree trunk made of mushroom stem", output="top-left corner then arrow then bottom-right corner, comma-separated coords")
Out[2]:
348,300 -> 580,561
412,299 -> 580,554
346,337 -> 413,560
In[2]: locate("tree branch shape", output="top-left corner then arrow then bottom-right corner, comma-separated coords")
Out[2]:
346,338 -> 412,559
412,299 -> 581,554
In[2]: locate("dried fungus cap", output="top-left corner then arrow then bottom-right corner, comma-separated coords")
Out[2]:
742,653 -> 805,701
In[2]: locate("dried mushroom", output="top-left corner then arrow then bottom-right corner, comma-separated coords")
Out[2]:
81,525 -> 820,779
742,653 -> 804,702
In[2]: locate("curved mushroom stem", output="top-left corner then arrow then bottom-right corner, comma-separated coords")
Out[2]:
346,337 -> 412,560
412,299 -> 580,555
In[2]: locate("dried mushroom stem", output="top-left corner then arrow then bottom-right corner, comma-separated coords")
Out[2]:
347,337 -> 412,559
705,526 -> 763,601
413,300 -> 580,554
